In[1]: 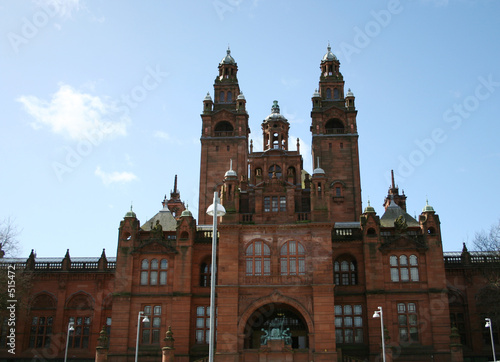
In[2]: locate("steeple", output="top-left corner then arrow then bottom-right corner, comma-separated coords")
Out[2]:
166,175 -> 185,217
383,170 -> 407,211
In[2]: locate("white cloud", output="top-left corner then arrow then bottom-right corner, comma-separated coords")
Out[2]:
33,0 -> 83,19
95,166 -> 137,186
17,84 -> 129,142
154,130 -> 171,141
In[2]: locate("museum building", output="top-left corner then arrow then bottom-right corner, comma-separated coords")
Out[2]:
1,47 -> 499,362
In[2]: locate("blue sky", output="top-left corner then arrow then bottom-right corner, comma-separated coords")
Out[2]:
1,0 -> 499,258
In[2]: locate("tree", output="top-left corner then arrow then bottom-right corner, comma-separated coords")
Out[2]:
0,217 -> 21,257
0,218 -> 31,320
473,219 -> 500,327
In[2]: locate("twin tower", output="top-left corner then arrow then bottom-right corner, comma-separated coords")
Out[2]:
198,46 -> 361,225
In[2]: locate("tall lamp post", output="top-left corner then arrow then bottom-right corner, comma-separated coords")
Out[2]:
373,306 -> 386,362
485,318 -> 497,362
135,311 -> 150,362
206,191 -> 226,362
64,321 -> 74,362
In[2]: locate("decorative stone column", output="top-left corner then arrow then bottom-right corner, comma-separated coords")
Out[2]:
162,326 -> 175,362
95,325 -> 109,362
450,326 -> 464,362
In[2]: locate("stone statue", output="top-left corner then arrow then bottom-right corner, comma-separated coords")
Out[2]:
260,317 -> 291,346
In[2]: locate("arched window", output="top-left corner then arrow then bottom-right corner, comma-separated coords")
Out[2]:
200,261 -> 211,287
280,241 -> 305,276
66,294 -> 93,349
326,88 -> 332,99
333,88 -> 339,100
325,119 -> 345,134
246,241 -> 271,276
390,254 -> 419,282
227,91 -> 232,102
334,256 -> 357,285
214,121 -> 234,137
220,91 -> 225,102
29,294 -> 57,349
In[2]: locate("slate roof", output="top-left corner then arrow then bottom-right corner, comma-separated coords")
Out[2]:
141,207 -> 178,232
380,200 -> 420,228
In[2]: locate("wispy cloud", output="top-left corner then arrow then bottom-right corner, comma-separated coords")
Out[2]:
95,166 -> 137,186
154,130 -> 171,141
33,0 -> 84,19
17,84 -> 129,142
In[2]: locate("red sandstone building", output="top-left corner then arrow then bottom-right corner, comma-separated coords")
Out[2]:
1,47 -> 498,361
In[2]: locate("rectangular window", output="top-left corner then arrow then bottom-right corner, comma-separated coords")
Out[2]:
335,187 -> 341,197
140,271 -> 148,285
398,302 -> 418,342
390,268 -> 399,282
272,196 -> 278,212
400,268 -> 409,282
195,306 -> 215,344
264,197 -> 270,212
246,259 -> 253,275
150,271 -> 158,285
68,316 -> 91,349
159,271 -> 167,285
335,304 -> 363,344
280,196 -> 286,212
142,305 -> 161,344
29,316 -> 53,348
410,267 -> 419,281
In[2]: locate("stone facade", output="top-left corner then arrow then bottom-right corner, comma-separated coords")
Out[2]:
1,47 -> 498,361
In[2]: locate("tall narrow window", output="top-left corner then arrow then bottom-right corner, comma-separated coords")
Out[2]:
142,305 -> 162,344
140,259 -> 149,285
272,196 -> 279,212
227,91 -> 232,102
334,88 -> 340,100
150,259 -> 158,285
29,316 -> 53,348
68,316 -> 92,349
280,241 -> 305,276
326,88 -> 332,99
335,304 -> 363,344
398,303 -> 418,342
264,197 -> 270,212
246,241 -> 271,276
159,259 -> 168,285
280,196 -> 286,212
220,91 -> 225,102
200,261 -> 211,287
195,306 -> 210,344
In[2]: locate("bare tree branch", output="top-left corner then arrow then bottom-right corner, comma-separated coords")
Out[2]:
0,217 -> 21,257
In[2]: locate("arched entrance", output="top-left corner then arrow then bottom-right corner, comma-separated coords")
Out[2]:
243,303 -> 309,350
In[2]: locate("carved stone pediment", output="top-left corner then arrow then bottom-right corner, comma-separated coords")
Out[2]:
133,239 -> 177,254
379,234 -> 427,252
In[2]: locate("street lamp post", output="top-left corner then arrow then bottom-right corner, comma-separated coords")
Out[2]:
373,306 -> 386,362
206,191 -> 226,362
135,311 -> 150,362
64,321 -> 74,362
485,318 -> 497,362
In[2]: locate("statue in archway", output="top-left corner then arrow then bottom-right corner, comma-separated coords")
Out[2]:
260,317 -> 291,346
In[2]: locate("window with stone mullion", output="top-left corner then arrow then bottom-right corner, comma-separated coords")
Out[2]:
29,315 -> 53,348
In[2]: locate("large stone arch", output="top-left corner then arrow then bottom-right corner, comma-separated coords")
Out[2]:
237,292 -> 313,350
